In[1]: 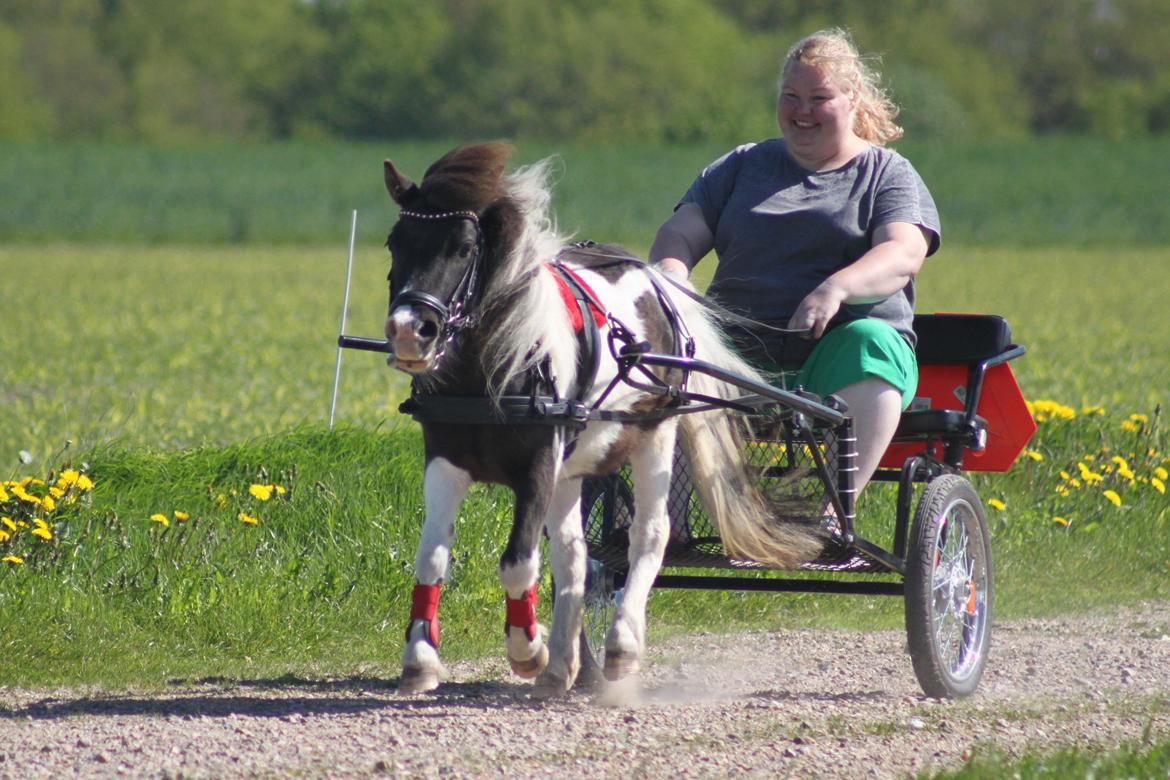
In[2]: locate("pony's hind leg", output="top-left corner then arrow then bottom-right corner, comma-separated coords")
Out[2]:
534,477 -> 586,697
400,457 -> 471,694
605,420 -> 676,681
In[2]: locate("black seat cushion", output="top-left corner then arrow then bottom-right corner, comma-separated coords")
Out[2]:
913,314 -> 1012,365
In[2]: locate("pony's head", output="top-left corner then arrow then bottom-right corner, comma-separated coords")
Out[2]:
382,142 -> 516,374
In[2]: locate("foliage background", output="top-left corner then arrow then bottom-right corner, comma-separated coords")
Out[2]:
3,0 -> 1170,145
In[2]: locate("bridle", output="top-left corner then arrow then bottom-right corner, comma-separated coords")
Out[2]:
388,209 -> 486,359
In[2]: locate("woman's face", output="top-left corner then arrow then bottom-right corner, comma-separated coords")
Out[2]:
777,62 -> 858,168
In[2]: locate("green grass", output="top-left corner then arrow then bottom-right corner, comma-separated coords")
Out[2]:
923,730 -> 1170,779
0,425 -> 525,687
4,137 -> 1170,248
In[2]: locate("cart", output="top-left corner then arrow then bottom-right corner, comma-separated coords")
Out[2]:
574,312 -> 1035,698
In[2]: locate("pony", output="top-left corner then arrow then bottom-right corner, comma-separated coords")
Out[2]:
381,142 -> 822,696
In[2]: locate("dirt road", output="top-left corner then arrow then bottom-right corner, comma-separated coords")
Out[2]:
3,602 -> 1168,778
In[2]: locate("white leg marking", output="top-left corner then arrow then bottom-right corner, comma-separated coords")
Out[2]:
401,458 -> 471,693
606,420 -> 676,679
534,477 -> 586,696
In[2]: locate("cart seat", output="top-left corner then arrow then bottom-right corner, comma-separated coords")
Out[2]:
880,314 -> 1033,472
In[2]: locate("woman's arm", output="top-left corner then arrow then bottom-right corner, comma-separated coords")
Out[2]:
648,203 -> 714,280
789,221 -> 930,338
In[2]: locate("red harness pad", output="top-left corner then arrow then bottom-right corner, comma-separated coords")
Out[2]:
879,362 -> 1037,472
546,265 -> 607,332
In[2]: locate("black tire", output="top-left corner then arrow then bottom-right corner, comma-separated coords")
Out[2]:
572,476 -> 633,688
904,474 -> 993,698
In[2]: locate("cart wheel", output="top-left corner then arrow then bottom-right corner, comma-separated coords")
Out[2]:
576,556 -> 621,688
904,474 -> 993,698
572,476 -> 633,689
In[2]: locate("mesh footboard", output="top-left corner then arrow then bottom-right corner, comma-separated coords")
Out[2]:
582,414 -> 892,575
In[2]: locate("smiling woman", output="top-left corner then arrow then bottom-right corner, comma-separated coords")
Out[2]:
649,28 -> 939,509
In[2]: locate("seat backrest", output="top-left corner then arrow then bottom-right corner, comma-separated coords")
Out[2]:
913,314 -> 1012,365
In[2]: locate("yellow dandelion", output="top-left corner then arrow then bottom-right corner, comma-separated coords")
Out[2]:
1,517 -> 15,531
12,485 -> 38,505
41,495 -> 56,513
32,525 -> 52,541
1118,466 -> 1136,482
1111,455 -> 1129,468
1155,467 -> 1168,481
77,475 -> 94,491
248,484 -> 274,501
1102,490 -> 1122,507
0,530 -> 9,543
58,469 -> 80,486
214,493 -> 228,507
1052,516 -> 1070,527
1152,478 -> 1166,495
238,512 -> 259,525
2,555 -> 24,565
150,513 -> 170,528
0,485 -> 8,502
49,486 -> 65,499
988,498 -> 1007,511
1024,450 -> 1045,462
1059,470 -> 1071,481
274,485 -> 287,495
1055,485 -> 1070,497
174,511 -> 190,522
1130,413 -> 1149,424
1122,420 -> 1141,433
1080,405 -> 1105,416
1070,478 -> 1082,488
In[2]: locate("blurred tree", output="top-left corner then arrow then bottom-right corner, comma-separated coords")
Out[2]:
2,0 -> 131,139
1,0 -> 1167,142
0,20 -> 52,140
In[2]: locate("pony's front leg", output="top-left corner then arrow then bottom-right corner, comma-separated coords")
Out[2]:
400,457 -> 471,694
605,421 -> 676,681
499,446 -> 560,684
533,477 -> 586,697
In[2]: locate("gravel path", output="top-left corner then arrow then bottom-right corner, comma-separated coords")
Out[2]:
3,602 -> 1168,779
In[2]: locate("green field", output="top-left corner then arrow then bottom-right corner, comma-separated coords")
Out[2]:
4,137 -> 1170,248
1,140 -> 1168,694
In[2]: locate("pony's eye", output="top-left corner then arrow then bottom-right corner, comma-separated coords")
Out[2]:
458,241 -> 474,258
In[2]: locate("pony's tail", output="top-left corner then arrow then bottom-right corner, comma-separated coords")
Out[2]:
670,282 -> 824,569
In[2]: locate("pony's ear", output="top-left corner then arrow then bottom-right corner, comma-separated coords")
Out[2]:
384,160 -> 418,204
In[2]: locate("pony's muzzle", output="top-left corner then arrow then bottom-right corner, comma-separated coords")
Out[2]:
385,306 -> 443,372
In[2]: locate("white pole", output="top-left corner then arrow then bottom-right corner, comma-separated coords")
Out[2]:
329,209 -> 359,428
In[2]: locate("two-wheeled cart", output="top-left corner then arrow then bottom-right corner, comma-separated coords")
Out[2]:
575,313 -> 1035,698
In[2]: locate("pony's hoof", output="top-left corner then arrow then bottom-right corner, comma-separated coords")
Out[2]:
398,666 -> 441,694
603,651 -> 640,682
532,670 -> 572,699
508,644 -> 549,679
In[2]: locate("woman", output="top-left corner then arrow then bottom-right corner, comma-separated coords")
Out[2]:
650,29 -> 940,508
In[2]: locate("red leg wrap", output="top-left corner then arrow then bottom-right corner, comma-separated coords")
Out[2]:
407,583 -> 441,647
505,584 -> 540,642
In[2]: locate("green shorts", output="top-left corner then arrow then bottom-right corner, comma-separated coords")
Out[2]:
770,319 -> 919,410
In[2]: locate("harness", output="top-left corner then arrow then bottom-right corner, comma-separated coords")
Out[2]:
395,233 -> 715,433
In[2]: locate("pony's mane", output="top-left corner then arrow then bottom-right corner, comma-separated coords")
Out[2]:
423,145 -> 572,398
418,142 -> 512,213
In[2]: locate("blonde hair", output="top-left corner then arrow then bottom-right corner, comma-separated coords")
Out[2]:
781,28 -> 903,145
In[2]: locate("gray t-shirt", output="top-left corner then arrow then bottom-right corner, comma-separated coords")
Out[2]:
681,139 -> 941,367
